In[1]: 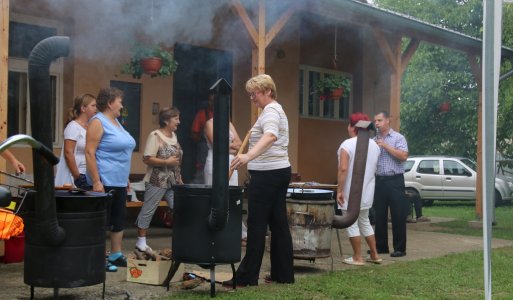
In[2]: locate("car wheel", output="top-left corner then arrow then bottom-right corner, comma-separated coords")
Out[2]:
495,190 -> 503,207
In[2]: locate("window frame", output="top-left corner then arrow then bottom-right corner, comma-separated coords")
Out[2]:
8,13 -> 64,147
299,65 -> 353,121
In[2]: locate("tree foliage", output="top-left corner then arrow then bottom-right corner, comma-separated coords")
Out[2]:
374,0 -> 513,160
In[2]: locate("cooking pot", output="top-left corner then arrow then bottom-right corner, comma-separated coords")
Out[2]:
287,188 -> 333,200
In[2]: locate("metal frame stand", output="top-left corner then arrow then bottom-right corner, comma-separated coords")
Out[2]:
29,281 -> 105,300
163,261 -> 237,297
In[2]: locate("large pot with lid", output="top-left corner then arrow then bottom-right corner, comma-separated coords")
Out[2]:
286,188 -> 335,259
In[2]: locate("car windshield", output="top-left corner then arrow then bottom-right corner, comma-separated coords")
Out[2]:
460,158 -> 476,171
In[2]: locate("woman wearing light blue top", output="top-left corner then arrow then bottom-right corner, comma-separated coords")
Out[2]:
86,87 -> 136,272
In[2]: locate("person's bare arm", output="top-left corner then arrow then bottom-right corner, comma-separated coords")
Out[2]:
229,122 -> 242,155
85,119 -> 104,192
230,132 -> 276,171
63,139 -> 80,179
376,139 -> 408,161
336,149 -> 350,207
205,119 -> 214,145
1,150 -> 26,174
142,155 -> 180,167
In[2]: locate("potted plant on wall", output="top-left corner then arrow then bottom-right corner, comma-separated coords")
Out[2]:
313,74 -> 352,100
121,44 -> 178,79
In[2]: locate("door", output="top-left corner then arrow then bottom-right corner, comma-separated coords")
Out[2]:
173,44 -> 233,183
442,159 -> 475,199
414,159 -> 443,199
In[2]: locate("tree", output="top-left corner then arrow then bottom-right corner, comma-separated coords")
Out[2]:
374,0 -> 513,159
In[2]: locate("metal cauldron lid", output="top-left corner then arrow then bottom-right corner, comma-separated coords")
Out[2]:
288,188 -> 333,200
54,190 -> 109,198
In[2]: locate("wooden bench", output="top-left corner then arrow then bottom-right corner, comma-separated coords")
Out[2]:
126,200 -> 168,208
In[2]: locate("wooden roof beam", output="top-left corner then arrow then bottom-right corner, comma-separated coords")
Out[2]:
401,38 -> 420,73
372,28 -> 399,74
231,0 -> 258,46
265,6 -> 296,48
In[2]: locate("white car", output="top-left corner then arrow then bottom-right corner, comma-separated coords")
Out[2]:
404,156 -> 513,206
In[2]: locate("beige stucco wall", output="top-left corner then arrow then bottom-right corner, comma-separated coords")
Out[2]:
5,3 -> 392,187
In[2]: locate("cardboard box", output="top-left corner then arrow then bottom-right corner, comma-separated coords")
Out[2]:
127,258 -> 183,285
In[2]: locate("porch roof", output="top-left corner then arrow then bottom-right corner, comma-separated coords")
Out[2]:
309,0 -> 513,60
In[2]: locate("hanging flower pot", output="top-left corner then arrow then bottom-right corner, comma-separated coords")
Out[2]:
121,44 -> 178,79
330,88 -> 344,100
439,102 -> 451,113
140,57 -> 163,75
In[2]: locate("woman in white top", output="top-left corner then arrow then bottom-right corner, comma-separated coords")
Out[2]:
203,118 -> 248,241
55,94 -> 97,189
203,118 -> 241,186
337,112 -> 381,266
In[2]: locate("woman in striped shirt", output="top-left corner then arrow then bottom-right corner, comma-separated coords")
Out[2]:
227,74 -> 294,286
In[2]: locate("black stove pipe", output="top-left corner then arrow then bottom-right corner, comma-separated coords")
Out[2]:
208,79 -> 231,231
332,121 -> 372,229
28,36 -> 70,246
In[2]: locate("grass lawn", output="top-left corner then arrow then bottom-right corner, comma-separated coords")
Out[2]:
423,201 -> 513,240
160,201 -> 513,299
165,247 -> 513,299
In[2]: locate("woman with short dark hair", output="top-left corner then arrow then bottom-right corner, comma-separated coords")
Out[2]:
134,107 -> 183,252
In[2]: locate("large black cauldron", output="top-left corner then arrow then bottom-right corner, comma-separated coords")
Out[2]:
165,79 -> 241,297
23,191 -> 108,288
172,184 -> 242,264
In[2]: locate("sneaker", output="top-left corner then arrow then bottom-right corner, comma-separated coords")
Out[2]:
108,255 -> 127,267
406,216 -> 417,223
416,216 -> 431,222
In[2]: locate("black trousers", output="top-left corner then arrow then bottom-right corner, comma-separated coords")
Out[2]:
373,174 -> 408,253
235,167 -> 294,284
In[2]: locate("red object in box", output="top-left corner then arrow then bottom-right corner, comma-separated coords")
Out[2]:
2,233 -> 24,263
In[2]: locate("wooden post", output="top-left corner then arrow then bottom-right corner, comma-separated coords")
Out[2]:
0,0 -> 9,173
231,0 -> 296,124
372,28 -> 419,131
467,53 -> 483,220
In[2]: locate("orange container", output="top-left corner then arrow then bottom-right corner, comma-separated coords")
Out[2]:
2,233 -> 24,263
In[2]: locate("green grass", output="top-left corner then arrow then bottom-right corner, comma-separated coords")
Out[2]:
423,201 -> 513,240
162,248 -> 513,299
159,201 -> 513,299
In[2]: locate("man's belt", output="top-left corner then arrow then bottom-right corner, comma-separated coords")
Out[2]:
376,174 -> 404,181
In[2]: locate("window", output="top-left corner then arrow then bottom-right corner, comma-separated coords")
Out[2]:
404,160 -> 415,173
7,14 -> 63,145
444,160 -> 471,176
298,65 -> 352,120
417,160 -> 440,175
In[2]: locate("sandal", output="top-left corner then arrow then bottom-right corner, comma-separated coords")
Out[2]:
106,262 -> 117,272
108,255 -> 127,267
343,257 -> 365,266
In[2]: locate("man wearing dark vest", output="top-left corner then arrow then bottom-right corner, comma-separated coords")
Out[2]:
373,111 -> 409,257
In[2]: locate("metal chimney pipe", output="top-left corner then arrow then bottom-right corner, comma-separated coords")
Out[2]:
28,36 -> 70,245
208,79 -> 232,231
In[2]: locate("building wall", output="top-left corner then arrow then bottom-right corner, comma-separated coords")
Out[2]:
6,2 -> 390,186
297,16 -> 363,183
